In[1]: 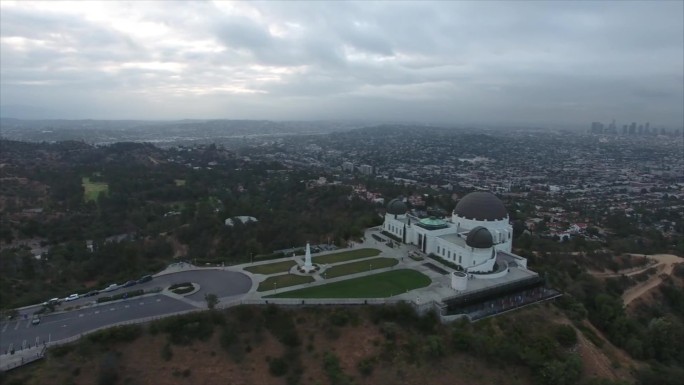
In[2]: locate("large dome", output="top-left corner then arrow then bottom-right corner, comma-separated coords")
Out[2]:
387,198 -> 408,215
454,192 -> 507,221
466,226 -> 494,248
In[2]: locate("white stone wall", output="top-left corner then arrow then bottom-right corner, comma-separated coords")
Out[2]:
452,214 -> 513,252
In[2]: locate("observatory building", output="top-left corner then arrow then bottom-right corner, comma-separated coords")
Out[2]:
382,191 -> 528,277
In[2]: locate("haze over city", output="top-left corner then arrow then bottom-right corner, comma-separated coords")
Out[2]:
1,1 -> 683,128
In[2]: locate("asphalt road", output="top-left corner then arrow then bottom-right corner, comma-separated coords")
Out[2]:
14,269 -> 253,318
1,269 -> 253,354
0,295 -> 193,354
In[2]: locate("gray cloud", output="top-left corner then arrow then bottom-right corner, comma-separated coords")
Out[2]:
0,1 -> 682,128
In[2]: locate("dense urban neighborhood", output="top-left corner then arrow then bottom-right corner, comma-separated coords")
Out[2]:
0,121 -> 682,385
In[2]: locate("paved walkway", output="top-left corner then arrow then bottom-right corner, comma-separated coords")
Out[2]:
226,227 -> 460,305
0,345 -> 45,372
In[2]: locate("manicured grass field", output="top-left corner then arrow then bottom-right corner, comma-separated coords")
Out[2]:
257,274 -> 315,292
324,257 -> 398,279
82,177 -> 109,202
312,248 -> 380,264
266,269 -> 431,298
244,260 -> 296,275
174,179 -> 186,186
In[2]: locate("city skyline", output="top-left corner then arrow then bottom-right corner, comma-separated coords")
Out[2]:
1,1 -> 683,128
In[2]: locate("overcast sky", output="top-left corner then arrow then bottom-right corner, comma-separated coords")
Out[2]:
1,1 -> 682,127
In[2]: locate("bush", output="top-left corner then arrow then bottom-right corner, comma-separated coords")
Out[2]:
51,344 -> 75,358
161,343 -> 173,361
171,286 -> 194,295
88,325 -> 142,344
357,357 -> 375,376
553,324 -> 578,347
426,253 -> 463,271
323,352 -> 352,385
168,282 -> 192,290
269,357 -> 289,377
98,351 -> 119,385
97,289 -> 144,303
150,312 -> 219,345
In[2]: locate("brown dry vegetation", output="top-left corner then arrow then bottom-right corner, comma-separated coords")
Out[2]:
3,304 -> 634,385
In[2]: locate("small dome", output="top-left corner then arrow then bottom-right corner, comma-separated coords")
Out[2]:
466,226 -> 494,248
454,192 -> 507,221
387,199 -> 407,215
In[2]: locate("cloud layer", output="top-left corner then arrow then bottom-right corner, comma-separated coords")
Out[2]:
1,1 -> 682,127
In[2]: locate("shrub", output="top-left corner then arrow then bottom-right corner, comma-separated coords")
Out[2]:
150,312 -> 217,345
168,282 -> 192,290
323,352 -> 352,385
357,357 -> 375,376
97,352 -> 119,385
51,344 -> 74,358
88,325 -> 142,344
553,324 -> 578,347
161,343 -> 173,361
269,357 -> 289,377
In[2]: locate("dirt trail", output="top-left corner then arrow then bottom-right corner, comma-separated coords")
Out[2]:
620,254 -> 682,305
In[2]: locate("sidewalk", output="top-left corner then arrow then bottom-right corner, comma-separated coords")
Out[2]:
0,345 -> 45,372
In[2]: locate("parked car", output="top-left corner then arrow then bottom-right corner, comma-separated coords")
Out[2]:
64,294 -> 80,302
122,280 -> 137,288
41,297 -> 61,306
103,284 -> 119,292
137,275 -> 153,284
83,290 -> 99,297
31,315 -> 40,325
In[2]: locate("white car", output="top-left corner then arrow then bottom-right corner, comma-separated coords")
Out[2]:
64,294 -> 80,302
103,284 -> 119,292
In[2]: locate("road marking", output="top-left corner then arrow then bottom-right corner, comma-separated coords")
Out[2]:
95,311 -> 99,314
1,323 -> 8,332
139,302 -> 144,305
79,314 -> 84,317
35,336 -> 39,346
110,308 -> 115,311
13,321 -> 20,331
156,299 -> 161,302
124,305 -> 129,308
22,339 -> 26,349
25,319 -> 31,328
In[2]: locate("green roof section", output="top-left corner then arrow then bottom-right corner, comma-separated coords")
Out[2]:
416,217 -> 449,230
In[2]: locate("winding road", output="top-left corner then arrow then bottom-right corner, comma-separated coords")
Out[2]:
0,269 -> 253,355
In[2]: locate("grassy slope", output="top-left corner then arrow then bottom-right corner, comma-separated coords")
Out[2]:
4,305 -> 632,385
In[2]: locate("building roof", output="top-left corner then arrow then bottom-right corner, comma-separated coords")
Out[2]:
416,217 -> 448,230
453,191 -> 507,221
466,226 -> 494,248
387,198 -> 408,215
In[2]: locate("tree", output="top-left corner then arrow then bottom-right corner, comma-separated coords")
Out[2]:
205,293 -> 219,310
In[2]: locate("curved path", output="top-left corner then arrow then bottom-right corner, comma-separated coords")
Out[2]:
0,269 -> 253,356
621,254 -> 682,305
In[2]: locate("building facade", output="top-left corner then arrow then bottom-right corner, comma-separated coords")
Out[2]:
382,191 -> 526,275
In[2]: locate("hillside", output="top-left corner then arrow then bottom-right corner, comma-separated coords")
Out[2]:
2,304 -> 635,385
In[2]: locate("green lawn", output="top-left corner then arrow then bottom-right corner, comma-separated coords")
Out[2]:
244,260 -> 296,275
266,269 -> 431,298
324,257 -> 398,279
82,177 -> 109,202
313,248 -> 381,264
257,274 -> 315,292
174,179 -> 186,186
